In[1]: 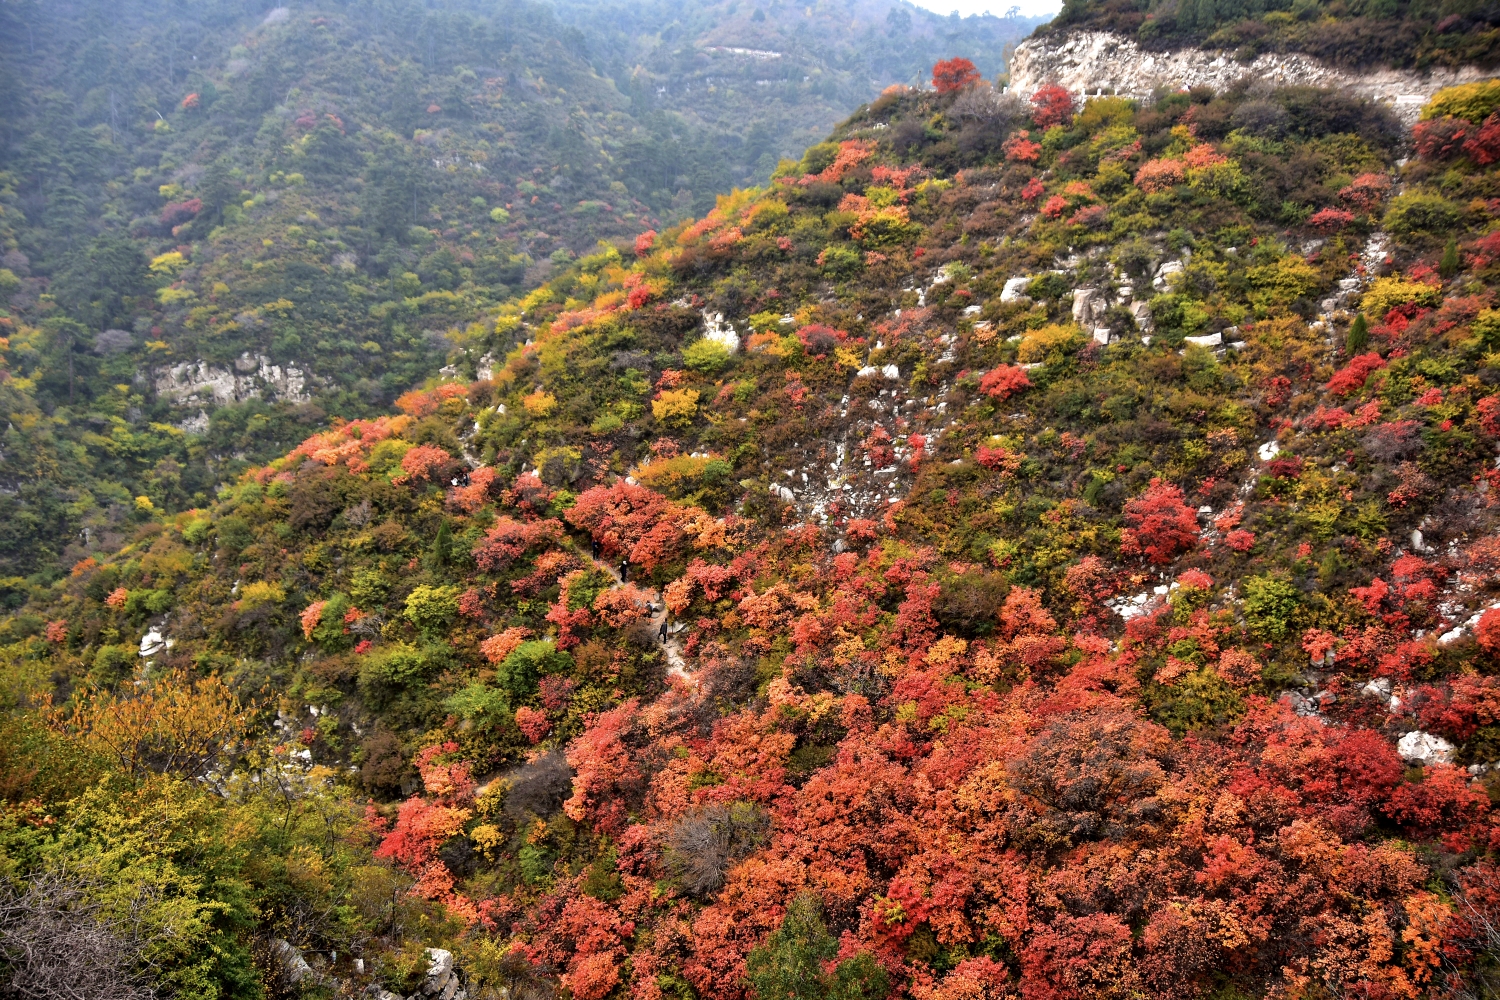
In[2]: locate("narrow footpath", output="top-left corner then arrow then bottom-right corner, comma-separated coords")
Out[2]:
597,556 -> 691,684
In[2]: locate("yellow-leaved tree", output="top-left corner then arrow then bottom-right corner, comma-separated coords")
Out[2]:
52,670 -> 251,781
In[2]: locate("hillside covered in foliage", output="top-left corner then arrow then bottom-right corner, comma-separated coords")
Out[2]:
9,48 -> 1500,1000
0,0 -> 1033,583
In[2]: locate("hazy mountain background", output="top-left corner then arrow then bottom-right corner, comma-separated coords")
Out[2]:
548,0 -> 1047,188
0,0 -> 1038,580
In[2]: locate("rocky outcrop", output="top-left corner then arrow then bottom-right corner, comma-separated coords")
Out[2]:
1398,730 -> 1456,765
269,939 -> 314,987
363,947 -> 471,1000
153,352 -> 312,410
701,310 -> 741,353
1008,30 -> 1494,123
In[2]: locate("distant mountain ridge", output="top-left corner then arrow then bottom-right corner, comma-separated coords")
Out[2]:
548,0 -> 1047,187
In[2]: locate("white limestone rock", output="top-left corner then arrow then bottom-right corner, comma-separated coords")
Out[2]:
1007,29 -> 1490,125
1000,276 -> 1032,304
1129,300 -> 1154,332
1071,287 -> 1107,328
1397,730 -> 1455,766
154,352 -> 311,406
270,939 -> 314,985
1152,260 -> 1184,289
139,627 -> 170,657
701,311 -> 741,354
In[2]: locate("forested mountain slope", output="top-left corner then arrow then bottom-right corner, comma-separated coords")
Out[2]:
0,0 -> 652,581
0,0 -> 1033,583
10,50 -> 1500,1000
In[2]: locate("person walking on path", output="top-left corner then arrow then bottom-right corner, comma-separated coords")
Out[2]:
619,557 -> 629,582
658,617 -> 669,644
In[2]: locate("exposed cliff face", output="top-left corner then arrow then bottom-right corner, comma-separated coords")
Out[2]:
1008,30 -> 1493,123
152,353 -> 313,411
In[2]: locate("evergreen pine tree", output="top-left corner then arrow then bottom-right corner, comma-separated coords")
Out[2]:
1441,238 -> 1461,280
1347,313 -> 1370,354
745,895 -> 889,1000
429,519 -> 453,570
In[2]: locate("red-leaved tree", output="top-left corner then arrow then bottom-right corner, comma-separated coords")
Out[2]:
1308,207 -> 1354,232
979,365 -> 1032,401
932,58 -> 980,94
1466,112 -> 1500,166
1030,84 -> 1075,129
393,444 -> 457,485
471,517 -> 563,572
1414,116 -> 1470,160
564,699 -> 645,834
1003,130 -> 1041,163
1120,478 -> 1199,565
567,481 -> 670,558
1326,352 -> 1387,396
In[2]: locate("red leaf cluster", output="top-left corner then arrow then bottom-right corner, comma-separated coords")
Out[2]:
931,58 -> 980,94
1030,84 -> 1074,129
1120,478 -> 1199,565
1325,352 -> 1387,396
1002,130 -> 1041,164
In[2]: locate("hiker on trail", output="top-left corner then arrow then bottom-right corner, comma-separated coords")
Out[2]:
658,617 -> 669,643
619,558 -> 629,581
591,538 -> 600,559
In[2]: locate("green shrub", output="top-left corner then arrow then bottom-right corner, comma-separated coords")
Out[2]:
818,244 -> 862,278
403,585 -> 459,634
682,338 -> 732,373
1383,193 -> 1461,240
445,683 -> 513,728
1243,575 -> 1300,643
1441,238 -> 1462,279
518,841 -> 555,885
91,644 -> 136,685
1473,308 -> 1500,350
1148,668 -> 1246,736
799,142 -> 840,175
590,411 -> 625,435
360,642 -> 438,689
312,592 -> 355,651
124,589 -> 173,617
217,516 -> 254,550
581,848 -> 625,901
349,568 -> 392,608
745,893 -> 889,1000
1347,313 -> 1369,353
498,640 -> 573,700
181,517 -> 212,546
1423,80 -> 1500,123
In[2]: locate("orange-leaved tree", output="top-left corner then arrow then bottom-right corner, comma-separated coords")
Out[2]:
932,58 -> 980,94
